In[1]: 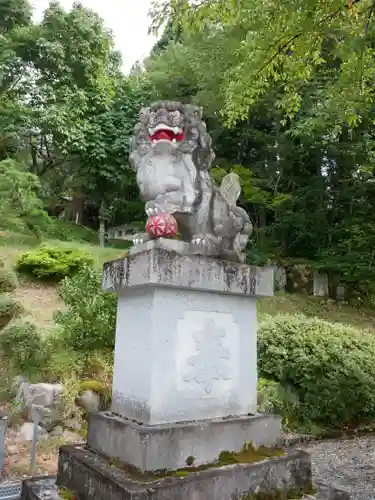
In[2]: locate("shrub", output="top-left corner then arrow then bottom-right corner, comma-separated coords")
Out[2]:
0,261 -> 22,329
42,218 -> 98,244
16,245 -> 94,281
0,295 -> 22,329
258,314 -> 375,429
55,264 -> 117,353
0,266 -> 17,293
257,378 -> 301,429
42,334 -> 84,382
0,323 -> 47,376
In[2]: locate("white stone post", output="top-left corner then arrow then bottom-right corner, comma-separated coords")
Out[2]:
87,242 -> 280,472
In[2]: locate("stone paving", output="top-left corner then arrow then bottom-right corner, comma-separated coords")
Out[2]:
303,436 -> 375,500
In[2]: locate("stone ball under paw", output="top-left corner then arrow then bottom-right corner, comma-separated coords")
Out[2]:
146,212 -> 178,239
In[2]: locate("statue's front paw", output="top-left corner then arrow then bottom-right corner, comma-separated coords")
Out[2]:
145,207 -> 160,216
145,202 -> 162,216
133,233 -> 150,245
191,235 -> 209,247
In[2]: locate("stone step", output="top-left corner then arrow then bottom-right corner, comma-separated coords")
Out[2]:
314,481 -> 350,500
21,451 -> 351,500
21,477 -> 351,500
23,445 -> 313,500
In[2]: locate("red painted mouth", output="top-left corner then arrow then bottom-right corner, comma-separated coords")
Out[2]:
149,129 -> 184,142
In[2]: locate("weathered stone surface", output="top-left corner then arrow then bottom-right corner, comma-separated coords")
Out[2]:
273,265 -> 287,291
104,250 -> 273,425
15,381 -> 63,430
16,422 -> 47,442
129,101 -> 252,261
314,481 -> 351,499
53,444 -> 312,500
109,283 -> 259,423
16,381 -> 63,408
22,476 -> 352,500
102,247 -> 274,297
313,273 -> 329,297
21,476 -> 62,500
78,390 -> 101,413
87,411 -> 282,472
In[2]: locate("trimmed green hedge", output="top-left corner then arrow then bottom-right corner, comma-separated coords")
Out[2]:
258,314 -> 375,429
16,245 -> 94,281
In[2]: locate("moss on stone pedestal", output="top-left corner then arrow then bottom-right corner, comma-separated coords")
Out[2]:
109,443 -> 286,481
185,455 -> 195,466
217,442 -> 285,466
59,487 -> 78,500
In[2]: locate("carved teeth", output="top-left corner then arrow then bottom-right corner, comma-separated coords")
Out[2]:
150,124 -> 175,134
152,140 -> 156,145
172,139 -> 176,144
174,127 -> 180,134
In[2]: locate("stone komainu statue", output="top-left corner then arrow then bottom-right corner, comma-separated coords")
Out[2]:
129,100 -> 253,261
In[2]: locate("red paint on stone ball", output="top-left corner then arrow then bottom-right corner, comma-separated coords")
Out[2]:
146,212 -> 178,238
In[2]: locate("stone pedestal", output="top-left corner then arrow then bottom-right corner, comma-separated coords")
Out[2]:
101,244 -> 273,426
87,411 -> 281,472
22,447 -> 315,500
22,243 -> 319,499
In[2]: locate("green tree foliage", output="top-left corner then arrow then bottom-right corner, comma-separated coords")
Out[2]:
0,159 -> 49,236
143,7 -> 375,298
0,0 -> 34,161
1,0 -> 148,228
150,0 -> 375,128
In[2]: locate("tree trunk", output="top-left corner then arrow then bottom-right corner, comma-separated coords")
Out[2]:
99,218 -> 105,248
69,190 -> 84,224
98,200 -> 106,248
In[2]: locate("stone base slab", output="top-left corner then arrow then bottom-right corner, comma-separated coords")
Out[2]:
21,476 -> 351,500
102,245 -> 274,297
21,476 -> 59,500
53,444 -> 312,500
87,411 -> 282,472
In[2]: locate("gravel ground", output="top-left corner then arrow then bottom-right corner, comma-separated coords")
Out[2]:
302,436 -> 375,500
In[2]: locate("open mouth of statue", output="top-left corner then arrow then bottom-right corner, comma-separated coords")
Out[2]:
148,124 -> 184,144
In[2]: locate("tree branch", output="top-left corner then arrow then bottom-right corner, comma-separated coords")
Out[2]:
256,0 -> 364,77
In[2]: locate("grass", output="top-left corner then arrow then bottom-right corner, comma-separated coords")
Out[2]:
258,292 -> 375,331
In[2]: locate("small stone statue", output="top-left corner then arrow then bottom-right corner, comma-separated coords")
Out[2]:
129,100 -> 252,261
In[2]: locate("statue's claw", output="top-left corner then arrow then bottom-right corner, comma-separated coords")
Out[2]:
145,202 -> 161,216
191,234 -> 220,248
133,233 -> 151,246
191,235 -> 208,246
191,233 -> 222,256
